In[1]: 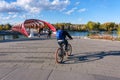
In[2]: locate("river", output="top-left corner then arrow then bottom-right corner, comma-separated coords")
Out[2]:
69,31 -> 118,37
0,31 -> 118,40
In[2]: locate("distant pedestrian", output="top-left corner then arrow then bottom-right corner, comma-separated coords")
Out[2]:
47,29 -> 52,38
38,28 -> 43,37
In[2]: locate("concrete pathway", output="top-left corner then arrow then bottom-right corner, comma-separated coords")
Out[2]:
0,38 -> 120,80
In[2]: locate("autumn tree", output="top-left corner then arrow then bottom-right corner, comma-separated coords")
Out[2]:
3,23 -> 12,30
86,21 -> 100,31
100,22 -> 116,31
117,24 -> 120,37
0,25 -> 3,30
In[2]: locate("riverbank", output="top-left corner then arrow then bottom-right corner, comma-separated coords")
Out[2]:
0,35 -> 120,43
88,34 -> 120,41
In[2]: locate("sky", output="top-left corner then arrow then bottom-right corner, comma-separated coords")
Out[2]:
0,0 -> 120,24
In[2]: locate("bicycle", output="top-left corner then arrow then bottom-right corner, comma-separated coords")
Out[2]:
55,40 -> 72,63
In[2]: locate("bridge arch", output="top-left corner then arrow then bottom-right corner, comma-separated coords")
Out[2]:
12,19 -> 56,37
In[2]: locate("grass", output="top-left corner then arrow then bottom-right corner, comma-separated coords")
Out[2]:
88,34 -> 118,41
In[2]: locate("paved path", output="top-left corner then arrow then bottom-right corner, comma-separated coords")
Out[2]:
0,38 -> 120,80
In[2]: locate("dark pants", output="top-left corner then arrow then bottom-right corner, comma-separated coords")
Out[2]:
57,39 -> 68,51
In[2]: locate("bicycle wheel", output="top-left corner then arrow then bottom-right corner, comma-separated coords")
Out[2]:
55,48 -> 64,63
66,44 -> 72,56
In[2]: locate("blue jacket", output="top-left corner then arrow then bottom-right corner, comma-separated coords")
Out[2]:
56,30 -> 72,40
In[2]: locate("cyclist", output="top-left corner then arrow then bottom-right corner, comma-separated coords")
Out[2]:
56,25 -> 73,52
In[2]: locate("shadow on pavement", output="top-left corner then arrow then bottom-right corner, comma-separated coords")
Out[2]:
63,51 -> 120,64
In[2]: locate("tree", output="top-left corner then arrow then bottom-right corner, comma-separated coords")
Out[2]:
3,23 -> 12,30
64,23 -> 71,30
86,21 -> 99,31
0,25 -> 3,30
100,22 -> 115,31
117,24 -> 120,37
80,25 -> 87,31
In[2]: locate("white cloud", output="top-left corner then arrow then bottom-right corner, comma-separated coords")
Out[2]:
0,0 -> 20,12
0,0 -> 70,24
65,7 -> 77,15
12,14 -> 17,18
0,0 -> 70,13
75,2 -> 80,5
0,14 -> 17,20
49,0 -> 70,11
78,8 -> 86,12
0,12 -> 19,24
8,12 -> 16,14
19,14 -> 26,19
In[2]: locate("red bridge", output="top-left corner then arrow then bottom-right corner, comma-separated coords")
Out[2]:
12,19 -> 56,37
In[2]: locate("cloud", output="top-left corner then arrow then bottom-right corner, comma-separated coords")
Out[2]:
65,7 -> 77,15
12,14 -> 17,18
0,0 -> 21,13
75,2 -> 80,5
0,0 -> 70,24
0,14 -> 17,20
78,8 -> 86,12
0,0 -> 70,13
51,0 -> 70,10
